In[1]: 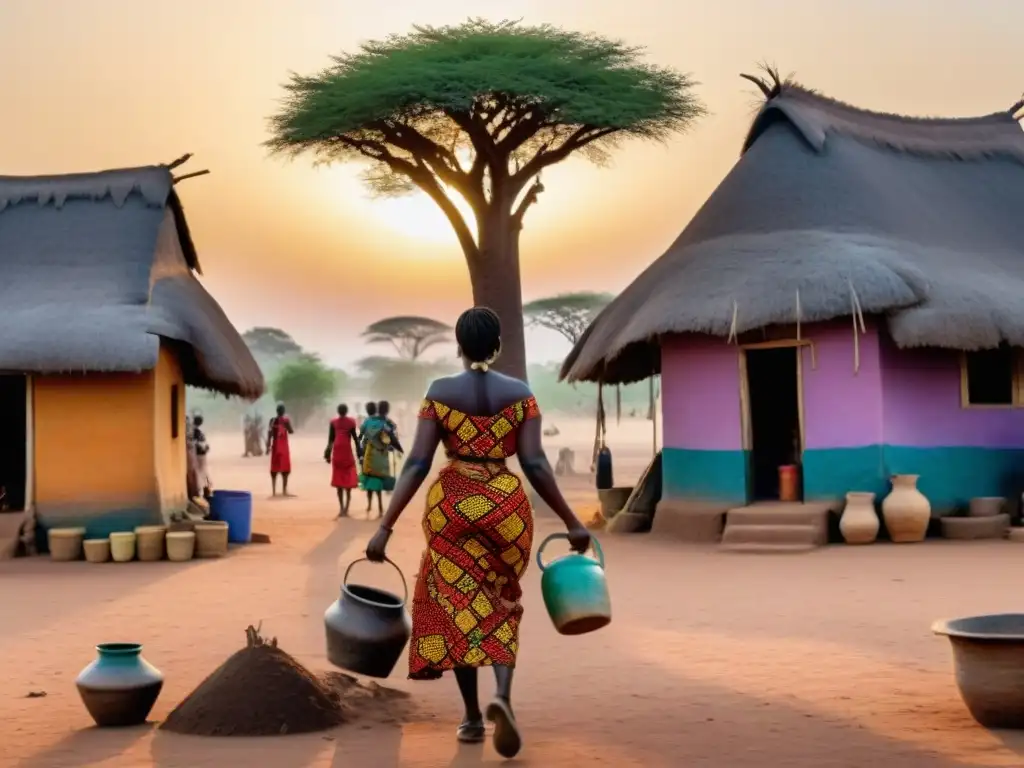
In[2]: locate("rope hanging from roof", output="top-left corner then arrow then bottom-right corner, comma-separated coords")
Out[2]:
727,299 -> 739,345
848,278 -> 867,374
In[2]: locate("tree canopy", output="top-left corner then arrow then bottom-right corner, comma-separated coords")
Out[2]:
271,353 -> 340,427
524,291 -> 614,345
266,18 -> 705,380
242,327 -> 303,359
362,316 -> 453,360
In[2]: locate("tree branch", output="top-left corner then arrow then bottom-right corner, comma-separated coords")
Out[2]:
172,169 -> 210,184
511,177 -> 544,230
511,126 -> 618,194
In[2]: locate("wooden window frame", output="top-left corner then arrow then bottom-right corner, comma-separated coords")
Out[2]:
959,349 -> 1024,409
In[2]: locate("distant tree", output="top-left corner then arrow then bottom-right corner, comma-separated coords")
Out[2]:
271,353 -> 340,427
242,327 -> 303,359
524,291 -> 614,345
362,316 -> 453,361
266,18 -> 706,381
356,355 -> 457,406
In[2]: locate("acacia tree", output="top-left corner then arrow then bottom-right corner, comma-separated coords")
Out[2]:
242,327 -> 303,359
271,353 -> 341,427
362,316 -> 452,360
524,291 -> 614,345
266,18 -> 705,380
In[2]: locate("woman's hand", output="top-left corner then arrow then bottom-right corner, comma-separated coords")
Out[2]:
365,526 -> 392,563
566,521 -> 592,554
323,449 -> 331,463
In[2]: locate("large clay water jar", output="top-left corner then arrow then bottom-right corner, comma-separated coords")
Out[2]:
840,492 -> 879,544
882,474 -> 931,543
325,557 -> 411,678
76,643 -> 164,727
537,533 -> 612,635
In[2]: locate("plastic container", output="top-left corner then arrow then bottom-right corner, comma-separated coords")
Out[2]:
536,533 -> 611,636
110,532 -> 136,563
209,490 -> 253,544
134,526 -> 166,562
166,531 -> 195,562
779,465 -> 800,502
49,528 -> 86,561
83,538 -> 111,564
194,521 -> 229,558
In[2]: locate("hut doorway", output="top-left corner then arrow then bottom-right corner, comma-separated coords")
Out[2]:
0,375 -> 28,512
744,346 -> 802,501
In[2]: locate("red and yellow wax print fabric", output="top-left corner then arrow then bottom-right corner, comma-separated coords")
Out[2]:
409,396 -> 541,680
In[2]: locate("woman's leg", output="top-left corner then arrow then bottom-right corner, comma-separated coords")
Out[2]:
454,668 -> 485,742
487,666 -> 521,758
335,488 -> 346,517
342,488 -> 351,514
365,490 -> 373,513
376,490 -> 385,517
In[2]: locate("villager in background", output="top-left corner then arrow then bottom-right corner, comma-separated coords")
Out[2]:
185,414 -> 200,500
242,414 -> 263,457
267,403 -> 294,497
250,413 -> 265,457
325,404 -> 361,517
193,414 -> 212,499
365,306 -> 591,759
359,403 -> 402,517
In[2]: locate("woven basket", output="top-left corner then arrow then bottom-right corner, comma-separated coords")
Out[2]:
110,532 -> 136,562
166,531 -> 195,562
49,528 -> 86,562
83,538 -> 111,564
194,521 -> 229,558
134,526 -> 166,562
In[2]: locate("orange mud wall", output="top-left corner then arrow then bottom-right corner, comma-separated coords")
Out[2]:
33,342 -> 187,539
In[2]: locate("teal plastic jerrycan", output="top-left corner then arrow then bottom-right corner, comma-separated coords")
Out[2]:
536,533 -> 611,636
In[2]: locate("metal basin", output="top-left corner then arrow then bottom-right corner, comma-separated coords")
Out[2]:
933,614 -> 1024,728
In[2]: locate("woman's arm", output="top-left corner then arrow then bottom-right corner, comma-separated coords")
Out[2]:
518,413 -> 591,551
365,417 -> 441,561
324,424 -> 335,462
285,418 -> 294,434
389,430 -> 405,455
349,425 -> 362,459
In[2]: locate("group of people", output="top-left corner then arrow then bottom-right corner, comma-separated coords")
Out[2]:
325,400 -> 403,517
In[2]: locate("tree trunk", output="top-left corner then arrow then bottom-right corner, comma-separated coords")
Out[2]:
467,209 -> 528,382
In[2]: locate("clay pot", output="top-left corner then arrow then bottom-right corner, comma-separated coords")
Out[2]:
933,614 -> 1024,728
83,538 -> 111,564
969,497 -> 1005,518
49,528 -> 86,561
882,475 -> 930,543
109,532 -> 136,562
76,643 -> 164,727
839,492 -> 879,544
194,521 -> 229,558
134,526 -> 166,562
166,531 -> 195,562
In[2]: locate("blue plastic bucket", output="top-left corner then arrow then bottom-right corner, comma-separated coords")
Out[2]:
209,490 -> 253,544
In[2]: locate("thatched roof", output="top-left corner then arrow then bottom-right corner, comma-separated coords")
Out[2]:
0,165 -> 264,399
561,80 -> 1024,384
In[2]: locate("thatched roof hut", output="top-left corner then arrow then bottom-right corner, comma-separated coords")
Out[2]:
0,164 -> 264,398
561,77 -> 1024,385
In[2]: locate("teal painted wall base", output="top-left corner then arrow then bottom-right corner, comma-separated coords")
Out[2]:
664,445 -> 1024,511
662,448 -> 748,503
35,507 -> 165,552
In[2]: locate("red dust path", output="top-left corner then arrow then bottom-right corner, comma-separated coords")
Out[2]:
1,433 -> 1024,766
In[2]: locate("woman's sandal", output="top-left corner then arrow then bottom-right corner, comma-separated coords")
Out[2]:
486,699 -> 522,758
457,719 -> 486,744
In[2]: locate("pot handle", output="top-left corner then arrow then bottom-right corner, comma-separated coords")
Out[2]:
536,533 -> 605,572
343,556 -> 409,606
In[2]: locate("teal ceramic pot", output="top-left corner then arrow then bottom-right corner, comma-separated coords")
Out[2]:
537,533 -> 612,636
75,643 -> 164,727
325,557 -> 411,678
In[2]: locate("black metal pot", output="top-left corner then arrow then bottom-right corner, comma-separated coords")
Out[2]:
324,557 -> 411,678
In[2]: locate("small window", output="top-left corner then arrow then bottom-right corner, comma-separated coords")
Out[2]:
171,384 -> 180,437
964,347 -> 1017,406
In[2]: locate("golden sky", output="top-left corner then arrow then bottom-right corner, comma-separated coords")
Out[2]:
2,0 -> 1021,367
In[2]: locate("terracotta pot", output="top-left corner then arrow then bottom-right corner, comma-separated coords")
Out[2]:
968,497 -> 1005,518
109,532 -> 136,562
49,528 -> 86,561
882,474 -> 930,543
76,643 -> 164,727
839,492 -> 879,544
134,526 -> 166,562
166,531 -> 195,562
83,538 -> 111,564
194,521 -> 229,558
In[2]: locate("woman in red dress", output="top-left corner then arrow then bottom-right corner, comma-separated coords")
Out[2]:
324,403 -> 361,517
266,403 -> 294,497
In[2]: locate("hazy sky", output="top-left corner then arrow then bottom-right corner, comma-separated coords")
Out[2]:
2,0 -> 1021,367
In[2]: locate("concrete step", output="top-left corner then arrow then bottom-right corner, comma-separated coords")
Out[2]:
722,523 -> 820,547
720,541 -> 818,554
725,503 -> 831,528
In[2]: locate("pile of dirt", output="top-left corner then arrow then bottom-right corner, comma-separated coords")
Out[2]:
161,627 -> 343,736
322,671 -> 413,726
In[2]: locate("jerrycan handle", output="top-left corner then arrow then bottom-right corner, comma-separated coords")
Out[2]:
536,533 -> 605,572
343,556 -> 409,606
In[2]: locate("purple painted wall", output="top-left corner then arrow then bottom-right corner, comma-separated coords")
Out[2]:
661,335 -> 742,450
800,322 -> 884,449
879,335 -> 1024,448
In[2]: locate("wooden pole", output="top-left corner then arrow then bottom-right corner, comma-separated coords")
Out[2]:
650,376 -> 658,456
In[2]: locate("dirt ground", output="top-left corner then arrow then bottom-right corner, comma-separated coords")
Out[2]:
2,418 -> 1024,767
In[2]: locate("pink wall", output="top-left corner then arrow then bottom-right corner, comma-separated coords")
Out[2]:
661,335 -> 742,450
880,336 -> 1024,448
800,322 -> 884,449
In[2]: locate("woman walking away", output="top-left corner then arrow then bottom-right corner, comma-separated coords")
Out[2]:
360,404 -> 403,518
325,404 -> 361,517
365,306 -> 591,759
267,403 -> 294,497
